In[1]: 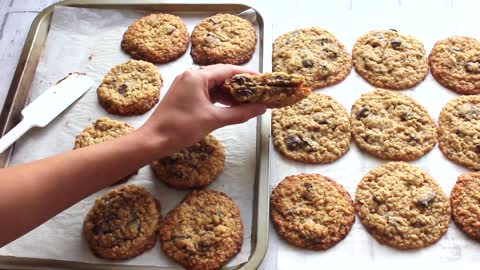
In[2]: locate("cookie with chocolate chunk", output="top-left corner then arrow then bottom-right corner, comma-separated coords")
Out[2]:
271,173 -> 355,250
273,27 -> 352,89
222,72 -> 311,108
191,13 -> 257,65
439,95 -> 480,170
74,117 -> 135,185
355,162 -> 450,249
159,190 -> 243,270
450,172 -> 480,241
150,134 -> 225,189
97,60 -> 162,116
272,93 -> 351,163
350,89 -> 437,161
429,36 -> 480,95
352,29 -> 428,89
121,13 -> 189,64
83,185 -> 161,260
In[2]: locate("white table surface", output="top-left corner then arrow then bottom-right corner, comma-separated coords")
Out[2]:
1,0 -> 479,269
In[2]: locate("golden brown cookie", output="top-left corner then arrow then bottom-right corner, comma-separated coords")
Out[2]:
273,27 -> 352,89
150,134 -> 225,189
190,13 -> 257,65
272,93 -> 351,163
83,185 -> 161,260
221,72 -> 311,108
351,89 -> 437,161
429,36 -> 480,95
121,13 -> 189,64
97,60 -> 162,116
450,172 -> 480,241
74,117 -> 136,185
159,190 -> 242,270
355,162 -> 451,250
271,173 -> 355,250
352,29 -> 428,90
439,95 -> 480,170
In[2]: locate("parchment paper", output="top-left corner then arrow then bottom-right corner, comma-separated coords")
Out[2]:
268,7 -> 480,269
0,6 -> 260,267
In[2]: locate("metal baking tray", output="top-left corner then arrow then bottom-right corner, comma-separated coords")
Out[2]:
0,0 -> 271,269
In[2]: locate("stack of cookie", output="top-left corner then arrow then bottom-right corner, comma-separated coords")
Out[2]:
269,27 -> 480,251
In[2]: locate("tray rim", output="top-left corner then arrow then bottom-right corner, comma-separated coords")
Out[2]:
0,1 -> 272,270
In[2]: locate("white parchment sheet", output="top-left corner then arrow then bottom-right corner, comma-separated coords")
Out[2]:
0,6 -> 260,267
268,7 -> 480,269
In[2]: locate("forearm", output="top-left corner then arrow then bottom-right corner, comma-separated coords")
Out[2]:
0,128 -> 170,247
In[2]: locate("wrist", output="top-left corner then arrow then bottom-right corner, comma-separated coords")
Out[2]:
133,126 -> 176,161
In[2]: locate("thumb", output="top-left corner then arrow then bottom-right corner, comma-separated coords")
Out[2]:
212,104 -> 267,127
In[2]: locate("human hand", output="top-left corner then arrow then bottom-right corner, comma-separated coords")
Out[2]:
138,64 -> 266,156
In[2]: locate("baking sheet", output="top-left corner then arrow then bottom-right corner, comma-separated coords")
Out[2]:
267,7 -> 480,269
0,6 -> 261,267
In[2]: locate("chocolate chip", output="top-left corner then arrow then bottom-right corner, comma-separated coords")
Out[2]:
356,106 -> 370,120
318,38 -> 330,45
236,88 -> 255,97
304,182 -> 313,189
476,144 -> 480,155
285,134 -> 304,151
173,171 -> 184,179
118,84 -> 128,95
231,76 -> 250,85
465,62 -> 480,74
302,59 -> 314,68
391,39 -> 402,49
417,191 -> 436,207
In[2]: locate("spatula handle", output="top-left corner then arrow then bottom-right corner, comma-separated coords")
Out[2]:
0,119 -> 35,154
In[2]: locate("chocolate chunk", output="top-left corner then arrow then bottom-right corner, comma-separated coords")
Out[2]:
285,134 -> 304,151
417,191 -> 436,207
231,76 -> 251,85
118,84 -> 128,95
476,144 -> 480,155
391,39 -> 402,49
236,88 -> 255,97
318,38 -> 330,45
302,59 -> 314,68
356,106 -> 370,119
173,171 -> 184,179
465,62 -> 480,74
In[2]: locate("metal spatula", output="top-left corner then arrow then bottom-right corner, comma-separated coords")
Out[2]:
0,73 -> 94,153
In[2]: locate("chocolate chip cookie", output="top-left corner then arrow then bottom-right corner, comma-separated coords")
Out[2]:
121,13 -> 189,64
272,93 -> 351,163
97,60 -> 162,116
83,185 -> 161,260
150,134 -> 225,189
351,89 -> 437,161
450,172 -> 480,241
221,72 -> 311,108
159,190 -> 242,270
74,117 -> 135,185
439,95 -> 480,170
273,27 -> 352,89
271,173 -> 355,250
190,13 -> 257,65
355,162 -> 450,249
429,36 -> 480,95
352,29 -> 428,90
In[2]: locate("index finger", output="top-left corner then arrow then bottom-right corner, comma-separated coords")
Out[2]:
199,64 -> 260,88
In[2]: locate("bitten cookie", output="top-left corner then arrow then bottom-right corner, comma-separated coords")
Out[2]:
272,93 -> 351,163
350,89 -> 437,161
97,60 -> 162,116
429,36 -> 480,95
271,174 -> 355,250
121,13 -> 189,64
439,95 -> 480,170
159,190 -> 243,270
221,72 -> 311,108
450,172 -> 480,241
355,162 -> 451,250
352,29 -> 428,90
273,27 -> 352,89
150,134 -> 225,189
74,117 -> 135,185
190,13 -> 257,65
83,185 -> 161,260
